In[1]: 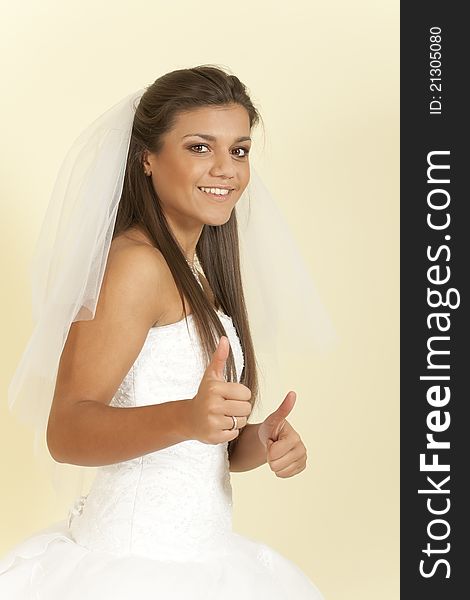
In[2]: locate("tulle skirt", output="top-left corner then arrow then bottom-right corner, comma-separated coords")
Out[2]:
0,519 -> 325,599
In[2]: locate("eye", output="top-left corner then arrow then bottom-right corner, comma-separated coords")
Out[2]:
232,147 -> 250,158
189,144 -> 250,158
190,144 -> 209,153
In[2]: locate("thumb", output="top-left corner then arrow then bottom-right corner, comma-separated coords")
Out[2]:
205,335 -> 230,381
270,391 -> 297,439
275,391 -> 297,420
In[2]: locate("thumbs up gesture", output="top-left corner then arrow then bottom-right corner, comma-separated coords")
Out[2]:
187,335 -> 252,445
257,391 -> 308,478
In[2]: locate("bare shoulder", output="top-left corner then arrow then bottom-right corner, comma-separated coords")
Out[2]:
102,239 -> 165,325
109,231 -> 182,322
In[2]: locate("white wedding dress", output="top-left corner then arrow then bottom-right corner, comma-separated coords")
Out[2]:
0,309 -> 324,599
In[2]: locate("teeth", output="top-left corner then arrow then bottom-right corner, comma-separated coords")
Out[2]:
199,187 -> 231,196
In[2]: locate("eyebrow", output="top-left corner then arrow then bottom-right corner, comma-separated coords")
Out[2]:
181,133 -> 252,143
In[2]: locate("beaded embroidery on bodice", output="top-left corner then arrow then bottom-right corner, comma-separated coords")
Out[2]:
69,310 -> 244,561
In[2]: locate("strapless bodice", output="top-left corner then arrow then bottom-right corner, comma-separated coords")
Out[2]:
69,310 -> 245,561
110,310 -> 244,410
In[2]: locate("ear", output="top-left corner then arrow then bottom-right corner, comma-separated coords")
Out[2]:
141,150 -> 154,177
142,149 -> 150,168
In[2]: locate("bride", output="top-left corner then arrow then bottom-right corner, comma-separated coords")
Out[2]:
0,65 -> 329,599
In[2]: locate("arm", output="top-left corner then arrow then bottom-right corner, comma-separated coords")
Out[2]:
47,241 -> 194,466
48,399 -> 192,466
228,422 -> 267,472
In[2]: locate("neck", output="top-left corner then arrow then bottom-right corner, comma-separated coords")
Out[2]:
163,213 -> 203,267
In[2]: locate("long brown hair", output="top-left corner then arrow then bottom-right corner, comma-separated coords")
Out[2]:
113,65 -> 264,458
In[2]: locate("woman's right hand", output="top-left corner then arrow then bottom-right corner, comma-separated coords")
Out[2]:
186,336 -> 252,444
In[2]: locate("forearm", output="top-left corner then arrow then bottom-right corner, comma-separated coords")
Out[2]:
47,399 -> 191,467
229,422 -> 267,472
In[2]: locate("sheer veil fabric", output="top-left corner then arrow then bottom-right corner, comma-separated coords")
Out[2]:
7,88 -> 337,507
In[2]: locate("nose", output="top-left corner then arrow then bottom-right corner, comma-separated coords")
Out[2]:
209,150 -> 237,180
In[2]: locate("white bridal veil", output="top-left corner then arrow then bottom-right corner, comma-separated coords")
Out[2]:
8,87 -> 337,507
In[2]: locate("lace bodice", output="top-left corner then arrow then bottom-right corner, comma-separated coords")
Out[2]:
69,309 -> 245,561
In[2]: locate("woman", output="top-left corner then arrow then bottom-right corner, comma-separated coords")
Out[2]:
0,65 -> 327,599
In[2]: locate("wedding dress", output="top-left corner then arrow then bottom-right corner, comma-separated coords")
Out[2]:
0,309 -> 325,599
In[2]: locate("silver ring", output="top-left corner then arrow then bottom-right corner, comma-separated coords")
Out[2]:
230,415 -> 238,431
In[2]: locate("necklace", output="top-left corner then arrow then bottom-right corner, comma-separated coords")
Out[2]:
185,256 -> 204,290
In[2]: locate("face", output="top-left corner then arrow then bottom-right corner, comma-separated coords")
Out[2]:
143,103 -> 251,229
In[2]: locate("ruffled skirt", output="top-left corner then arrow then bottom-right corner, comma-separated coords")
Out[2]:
0,519 -> 324,599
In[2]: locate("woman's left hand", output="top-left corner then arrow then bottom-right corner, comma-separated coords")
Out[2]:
257,391 -> 308,478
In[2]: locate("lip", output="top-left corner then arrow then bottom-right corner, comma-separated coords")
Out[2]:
198,185 -> 235,190
197,186 -> 234,201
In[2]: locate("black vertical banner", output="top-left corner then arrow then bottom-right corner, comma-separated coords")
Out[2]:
401,3 -> 468,598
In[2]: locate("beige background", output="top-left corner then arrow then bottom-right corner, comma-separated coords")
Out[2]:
0,1 -> 399,598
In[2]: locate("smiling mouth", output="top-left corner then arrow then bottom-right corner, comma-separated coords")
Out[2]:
197,187 -> 233,200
